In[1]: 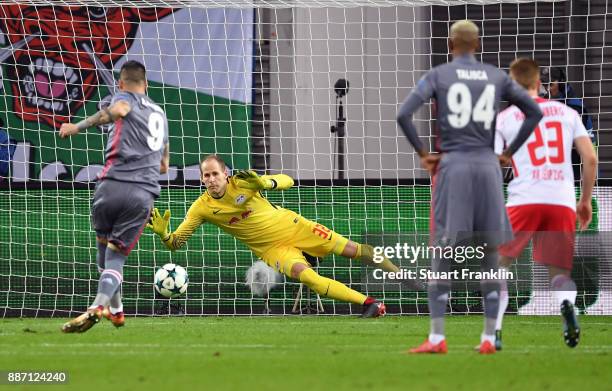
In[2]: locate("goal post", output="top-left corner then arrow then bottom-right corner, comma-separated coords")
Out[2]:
0,0 -> 610,317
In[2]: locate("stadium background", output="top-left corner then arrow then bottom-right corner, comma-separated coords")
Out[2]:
0,1 -> 610,316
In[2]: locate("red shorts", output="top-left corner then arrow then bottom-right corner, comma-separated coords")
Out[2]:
498,204 -> 576,270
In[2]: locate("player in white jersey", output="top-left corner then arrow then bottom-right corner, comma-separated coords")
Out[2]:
494,58 -> 597,349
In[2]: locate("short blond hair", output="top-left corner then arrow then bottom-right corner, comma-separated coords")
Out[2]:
450,20 -> 479,51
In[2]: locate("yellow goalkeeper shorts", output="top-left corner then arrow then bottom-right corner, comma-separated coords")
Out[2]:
260,216 -> 349,277
261,246 -> 309,277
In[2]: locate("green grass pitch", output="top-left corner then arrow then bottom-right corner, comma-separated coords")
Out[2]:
1,315 -> 610,390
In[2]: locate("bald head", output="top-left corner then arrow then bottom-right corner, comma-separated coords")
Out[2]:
449,20 -> 480,55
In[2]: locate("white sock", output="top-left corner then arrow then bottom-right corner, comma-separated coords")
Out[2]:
481,333 -> 496,345
428,333 -> 445,344
552,290 -> 577,306
109,305 -> 124,314
550,274 -> 577,305
496,275 -> 509,330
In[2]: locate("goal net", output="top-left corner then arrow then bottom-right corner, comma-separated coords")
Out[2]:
0,0 -> 610,317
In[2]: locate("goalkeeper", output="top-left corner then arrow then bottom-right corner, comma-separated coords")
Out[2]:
148,154 -> 400,317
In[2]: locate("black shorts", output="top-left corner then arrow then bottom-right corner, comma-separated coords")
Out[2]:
91,179 -> 154,255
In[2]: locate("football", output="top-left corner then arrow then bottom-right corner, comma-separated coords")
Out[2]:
154,263 -> 189,298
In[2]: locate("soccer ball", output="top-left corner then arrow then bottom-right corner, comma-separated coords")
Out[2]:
154,263 -> 188,298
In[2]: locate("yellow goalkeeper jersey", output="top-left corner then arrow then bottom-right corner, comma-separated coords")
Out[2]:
163,175 -> 298,257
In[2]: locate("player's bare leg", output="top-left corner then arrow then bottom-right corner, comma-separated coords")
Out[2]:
290,262 -> 385,318
549,266 -> 580,347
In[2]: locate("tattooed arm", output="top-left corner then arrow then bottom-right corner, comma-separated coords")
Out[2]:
160,143 -> 170,174
59,100 -> 131,138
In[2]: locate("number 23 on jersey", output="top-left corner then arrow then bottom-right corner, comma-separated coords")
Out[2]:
527,121 -> 565,166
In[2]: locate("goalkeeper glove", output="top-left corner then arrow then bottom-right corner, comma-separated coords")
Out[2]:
234,170 -> 275,190
147,208 -> 171,240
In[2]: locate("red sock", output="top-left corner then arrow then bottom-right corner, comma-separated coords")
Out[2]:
363,297 -> 376,306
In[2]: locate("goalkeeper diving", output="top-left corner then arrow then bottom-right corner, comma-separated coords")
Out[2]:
148,155 -> 401,317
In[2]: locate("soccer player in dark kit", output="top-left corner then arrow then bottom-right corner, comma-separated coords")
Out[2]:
59,60 -> 169,333
397,20 -> 542,354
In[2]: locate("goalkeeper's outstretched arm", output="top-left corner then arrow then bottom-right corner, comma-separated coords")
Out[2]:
233,170 -> 294,191
260,174 -> 294,190
147,207 -> 204,251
